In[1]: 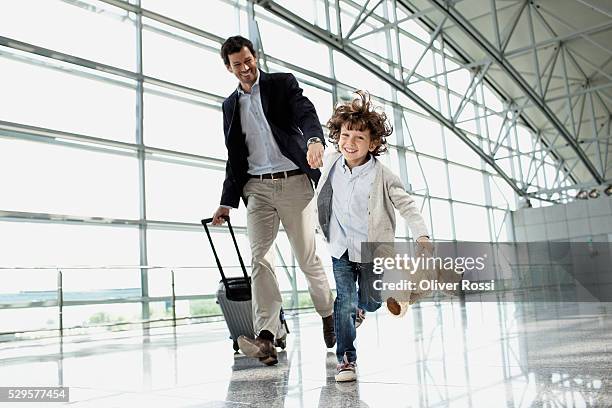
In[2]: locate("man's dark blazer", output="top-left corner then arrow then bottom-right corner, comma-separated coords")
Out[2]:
220,70 -> 325,208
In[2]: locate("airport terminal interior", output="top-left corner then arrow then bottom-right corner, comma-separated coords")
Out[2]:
0,0 -> 611,407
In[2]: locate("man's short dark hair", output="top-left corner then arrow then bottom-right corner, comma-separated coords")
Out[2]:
220,36 -> 257,66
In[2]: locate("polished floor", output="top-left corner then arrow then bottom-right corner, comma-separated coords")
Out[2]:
0,301 -> 611,407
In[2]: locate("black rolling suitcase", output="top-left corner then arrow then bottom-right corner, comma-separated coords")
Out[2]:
201,215 -> 288,352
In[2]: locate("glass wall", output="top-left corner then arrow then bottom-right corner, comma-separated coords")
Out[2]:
0,0 -> 566,335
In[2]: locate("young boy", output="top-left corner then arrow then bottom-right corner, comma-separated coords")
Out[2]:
309,91 -> 431,382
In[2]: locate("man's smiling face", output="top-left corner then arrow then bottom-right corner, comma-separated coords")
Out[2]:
226,46 -> 258,91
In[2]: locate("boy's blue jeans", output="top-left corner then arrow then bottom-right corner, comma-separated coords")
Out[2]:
332,251 -> 382,363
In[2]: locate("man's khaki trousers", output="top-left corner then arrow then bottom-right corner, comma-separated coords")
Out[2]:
243,174 -> 334,338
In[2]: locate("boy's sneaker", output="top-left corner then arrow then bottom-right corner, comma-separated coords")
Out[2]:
355,309 -> 366,328
335,356 -> 357,382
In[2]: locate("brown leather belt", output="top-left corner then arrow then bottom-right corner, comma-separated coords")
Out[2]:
249,169 -> 303,180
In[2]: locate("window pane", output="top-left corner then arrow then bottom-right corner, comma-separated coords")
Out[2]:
143,89 -> 226,159
354,29 -> 392,61
0,139 -> 139,219
142,22 -> 235,97
544,163 -> 558,189
519,154 -> 532,184
141,0 -> 239,39
482,85 -> 503,112
0,221 -> 140,267
495,146 -> 514,176
62,269 -> 141,294
487,114 -> 510,147
0,0 -> 136,71
274,0 -> 317,25
63,303 -> 141,329
332,51 -> 392,99
445,129 -> 482,168
448,164 -> 485,204
430,199 -> 453,240
378,147 -> 401,177
420,157 -> 449,198
405,152 -> 427,194
404,113 -> 444,156
453,203 -> 490,241
456,103 -> 478,134
397,90 -> 429,117
0,270 -> 56,297
404,113 -> 444,157
446,68 -> 473,101
399,33 -> 429,77
515,125 -> 533,153
147,228 -> 251,297
490,176 -> 517,210
408,81 -> 440,112
0,307 -> 58,333
0,57 -> 136,142
492,209 -> 510,242
145,160 -> 226,223
299,82 -> 333,126
258,12 -> 330,76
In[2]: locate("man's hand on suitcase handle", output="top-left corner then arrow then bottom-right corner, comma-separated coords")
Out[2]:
212,206 -> 230,225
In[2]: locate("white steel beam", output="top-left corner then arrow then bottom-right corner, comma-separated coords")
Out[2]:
426,0 -> 604,183
249,0 -> 524,194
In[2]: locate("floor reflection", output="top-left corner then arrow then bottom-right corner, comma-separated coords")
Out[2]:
0,300 -> 610,407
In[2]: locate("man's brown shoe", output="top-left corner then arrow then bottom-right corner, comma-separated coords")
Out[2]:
322,315 -> 336,348
258,355 -> 279,366
237,335 -> 278,365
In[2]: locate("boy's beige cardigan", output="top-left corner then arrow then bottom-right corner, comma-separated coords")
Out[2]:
315,150 -> 429,247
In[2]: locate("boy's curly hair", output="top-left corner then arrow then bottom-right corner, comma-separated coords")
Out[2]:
326,90 -> 391,156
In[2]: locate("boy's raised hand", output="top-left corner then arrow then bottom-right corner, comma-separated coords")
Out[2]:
307,142 -> 324,168
416,236 -> 433,256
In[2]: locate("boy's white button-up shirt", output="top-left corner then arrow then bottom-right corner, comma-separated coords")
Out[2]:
328,155 -> 376,263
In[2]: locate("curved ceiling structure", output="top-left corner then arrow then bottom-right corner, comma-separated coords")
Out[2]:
251,0 -> 612,202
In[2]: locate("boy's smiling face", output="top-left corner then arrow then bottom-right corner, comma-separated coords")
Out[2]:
338,124 -> 378,169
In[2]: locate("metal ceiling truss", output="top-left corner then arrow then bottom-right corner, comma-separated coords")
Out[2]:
425,0 -> 611,193
251,0 -> 524,197
251,0 -> 611,203
1,0 -> 606,203
403,0 -> 608,195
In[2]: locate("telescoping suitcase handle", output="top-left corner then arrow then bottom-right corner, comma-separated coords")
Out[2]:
201,215 -> 250,292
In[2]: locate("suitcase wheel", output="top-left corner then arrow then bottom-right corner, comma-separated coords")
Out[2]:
233,340 -> 240,353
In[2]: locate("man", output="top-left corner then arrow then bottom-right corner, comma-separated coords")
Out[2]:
211,36 -> 335,366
